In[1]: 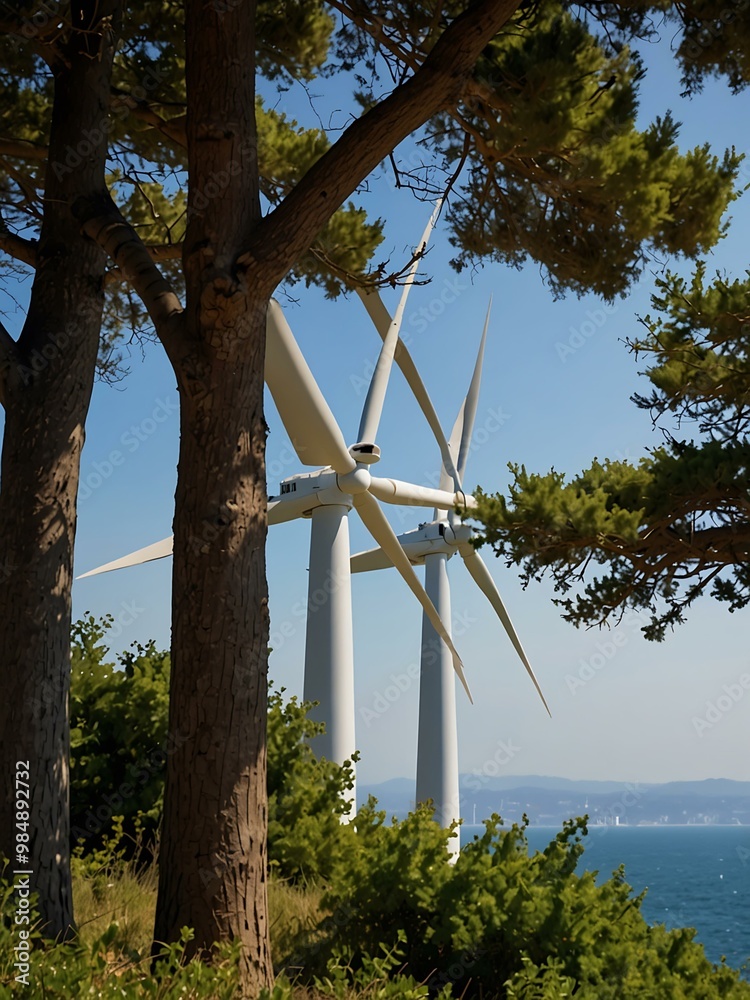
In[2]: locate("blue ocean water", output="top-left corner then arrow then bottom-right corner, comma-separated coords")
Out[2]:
460,824 -> 749,976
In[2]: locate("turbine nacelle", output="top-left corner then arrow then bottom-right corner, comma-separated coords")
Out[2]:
271,468 -> 354,515
400,520 -> 475,564
351,519 -> 475,570
413,520 -> 474,546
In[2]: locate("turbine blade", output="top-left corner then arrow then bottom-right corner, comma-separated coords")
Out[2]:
356,287 -> 460,490
76,536 -> 173,579
79,498 -> 295,581
460,545 -> 551,716
354,491 -> 472,702
350,546 -> 393,573
267,492 -> 323,525
457,298 -> 491,482
357,201 -> 441,445
437,403 -> 466,498
266,300 -> 355,475
369,476 -> 476,513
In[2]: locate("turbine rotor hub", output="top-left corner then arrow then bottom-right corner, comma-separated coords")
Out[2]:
338,466 -> 371,495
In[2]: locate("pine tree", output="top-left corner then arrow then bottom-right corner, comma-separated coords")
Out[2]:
473,264 -> 750,641
1,0 -> 749,991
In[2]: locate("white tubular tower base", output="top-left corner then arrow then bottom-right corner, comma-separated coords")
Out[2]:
303,504 -> 357,813
416,552 -> 460,860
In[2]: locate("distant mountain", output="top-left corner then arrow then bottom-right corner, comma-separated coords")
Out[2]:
357,776 -> 750,826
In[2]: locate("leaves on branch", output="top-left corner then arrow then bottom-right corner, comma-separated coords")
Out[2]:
473,267 -> 750,639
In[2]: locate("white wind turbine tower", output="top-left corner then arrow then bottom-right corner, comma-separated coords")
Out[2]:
78,207 -> 476,808
352,294 -> 550,842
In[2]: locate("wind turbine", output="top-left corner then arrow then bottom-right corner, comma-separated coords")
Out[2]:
77,208 -> 476,809
351,295 -> 550,841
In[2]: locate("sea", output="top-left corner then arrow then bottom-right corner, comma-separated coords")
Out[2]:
459,824 -> 749,977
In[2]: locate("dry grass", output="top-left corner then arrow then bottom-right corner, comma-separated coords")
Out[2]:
74,857 -> 158,958
72,859 -> 327,973
268,877 -> 326,968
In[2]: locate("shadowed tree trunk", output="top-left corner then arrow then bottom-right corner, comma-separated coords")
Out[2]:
0,2 -> 118,939
150,0 -> 274,982
155,309 -> 272,980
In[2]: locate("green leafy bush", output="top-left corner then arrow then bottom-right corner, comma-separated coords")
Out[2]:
26,618 -> 750,998
0,872 -> 240,998
305,808 -> 750,999
69,616 -> 356,881
267,687 -> 357,881
69,616 -> 171,853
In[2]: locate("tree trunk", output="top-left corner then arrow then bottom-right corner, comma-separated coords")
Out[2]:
151,0 -> 272,988
0,3 -> 117,939
154,298 -> 271,991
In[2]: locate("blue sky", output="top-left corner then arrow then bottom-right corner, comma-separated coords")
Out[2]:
5,26 -> 750,793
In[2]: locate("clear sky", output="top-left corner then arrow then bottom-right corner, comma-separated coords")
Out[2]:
5,26 -> 749,792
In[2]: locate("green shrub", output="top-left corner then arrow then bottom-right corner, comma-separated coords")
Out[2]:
0,871 -> 240,998
25,617 -> 750,998
69,616 -> 170,854
306,808 -> 750,999
267,687 -> 357,881
70,616 -> 356,881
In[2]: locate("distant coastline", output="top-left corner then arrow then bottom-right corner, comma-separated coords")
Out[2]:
359,775 -> 750,828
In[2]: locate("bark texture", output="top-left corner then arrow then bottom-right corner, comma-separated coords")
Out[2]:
152,0 -> 272,990
0,3 -> 117,939
154,313 -> 271,986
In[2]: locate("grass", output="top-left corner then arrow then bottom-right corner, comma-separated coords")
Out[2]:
73,854 -> 158,960
67,863 -> 415,998
72,854 -> 327,977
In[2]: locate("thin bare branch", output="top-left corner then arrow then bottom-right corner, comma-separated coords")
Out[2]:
239,0 -> 521,288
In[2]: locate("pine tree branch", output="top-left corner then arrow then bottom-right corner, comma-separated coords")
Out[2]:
74,190 -> 185,351
0,137 -> 48,161
103,241 -> 183,284
111,90 -> 187,148
0,228 -> 37,268
642,522 -> 750,567
239,0 -> 521,287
